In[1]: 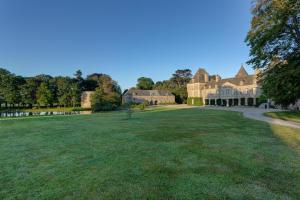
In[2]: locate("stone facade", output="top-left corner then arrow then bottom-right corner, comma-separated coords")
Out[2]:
81,91 -> 94,108
187,66 -> 261,106
123,89 -> 175,105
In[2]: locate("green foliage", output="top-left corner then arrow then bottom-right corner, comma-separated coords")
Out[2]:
261,58 -> 300,107
187,97 -> 203,106
20,78 -> 39,107
258,94 -> 268,105
36,82 -> 53,107
91,75 -> 122,112
136,77 -> 154,90
0,68 -> 118,109
153,69 -> 191,104
55,77 -> 81,107
246,0 -> 300,106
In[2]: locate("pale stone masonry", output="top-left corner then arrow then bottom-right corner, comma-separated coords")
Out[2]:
122,89 -> 175,105
187,65 -> 261,106
81,91 -> 94,108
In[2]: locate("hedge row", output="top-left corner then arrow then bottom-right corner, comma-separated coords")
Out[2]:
187,97 -> 203,106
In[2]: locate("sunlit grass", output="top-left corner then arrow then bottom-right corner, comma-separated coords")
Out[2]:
265,111 -> 300,123
0,108 -> 299,199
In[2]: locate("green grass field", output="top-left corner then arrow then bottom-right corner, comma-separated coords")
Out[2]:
264,111 -> 300,123
0,108 -> 299,199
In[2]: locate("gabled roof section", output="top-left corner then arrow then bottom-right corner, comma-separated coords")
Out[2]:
190,68 -> 209,83
235,65 -> 249,78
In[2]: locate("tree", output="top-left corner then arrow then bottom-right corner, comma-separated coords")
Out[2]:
20,78 -> 38,108
152,69 -> 192,104
36,82 -> 53,107
74,69 -> 82,80
74,69 -> 84,92
56,77 -> 72,107
0,70 -> 24,107
70,81 -> 81,107
91,87 -> 121,111
246,0 -> 300,106
170,69 -> 192,87
136,77 -> 154,90
90,75 -> 122,111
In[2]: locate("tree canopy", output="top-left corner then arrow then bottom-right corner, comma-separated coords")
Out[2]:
153,69 -> 192,103
246,0 -> 300,106
136,77 -> 154,90
91,75 -> 122,111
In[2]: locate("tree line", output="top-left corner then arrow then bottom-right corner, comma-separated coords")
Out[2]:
0,68 -> 122,109
132,69 -> 192,104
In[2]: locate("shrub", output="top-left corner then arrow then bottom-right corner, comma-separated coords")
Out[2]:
91,87 -> 121,112
129,101 -> 149,111
187,97 -> 203,106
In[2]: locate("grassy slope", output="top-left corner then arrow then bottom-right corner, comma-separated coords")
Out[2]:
264,111 -> 300,123
0,109 -> 299,199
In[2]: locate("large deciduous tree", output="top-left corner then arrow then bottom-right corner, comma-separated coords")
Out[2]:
246,0 -> 300,107
153,69 -> 192,103
136,77 -> 154,90
91,74 -> 121,111
36,82 -> 53,107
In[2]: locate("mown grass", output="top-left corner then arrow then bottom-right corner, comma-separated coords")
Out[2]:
264,111 -> 300,123
0,108 -> 299,199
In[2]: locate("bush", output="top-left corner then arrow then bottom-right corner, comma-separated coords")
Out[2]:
91,87 -> 121,112
130,101 -> 149,111
187,97 -> 203,106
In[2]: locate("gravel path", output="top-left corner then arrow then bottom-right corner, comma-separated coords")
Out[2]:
200,106 -> 300,129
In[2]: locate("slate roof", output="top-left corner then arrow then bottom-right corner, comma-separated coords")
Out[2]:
235,65 -> 248,78
190,65 -> 255,88
192,68 -> 208,83
124,89 -> 174,96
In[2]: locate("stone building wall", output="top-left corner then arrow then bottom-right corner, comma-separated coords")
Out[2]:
81,91 -> 94,109
187,66 -> 262,106
122,89 -> 175,105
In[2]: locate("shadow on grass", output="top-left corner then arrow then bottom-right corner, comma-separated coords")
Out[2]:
0,108 -> 299,199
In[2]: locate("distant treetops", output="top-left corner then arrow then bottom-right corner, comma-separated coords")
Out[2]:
0,68 -> 121,109
133,69 -> 192,104
0,67 -> 192,111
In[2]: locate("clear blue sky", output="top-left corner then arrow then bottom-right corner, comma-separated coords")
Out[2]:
0,0 -> 252,90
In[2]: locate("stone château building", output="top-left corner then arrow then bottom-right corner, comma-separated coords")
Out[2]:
187,65 -> 261,106
123,89 -> 175,105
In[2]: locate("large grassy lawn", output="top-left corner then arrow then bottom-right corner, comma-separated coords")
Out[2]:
0,108 -> 299,199
265,111 -> 300,123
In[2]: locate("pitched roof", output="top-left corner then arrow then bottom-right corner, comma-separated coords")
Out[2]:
125,89 -> 174,96
190,68 -> 209,83
235,65 -> 248,78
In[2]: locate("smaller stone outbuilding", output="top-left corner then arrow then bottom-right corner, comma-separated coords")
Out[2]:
123,89 -> 175,105
81,91 -> 94,109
